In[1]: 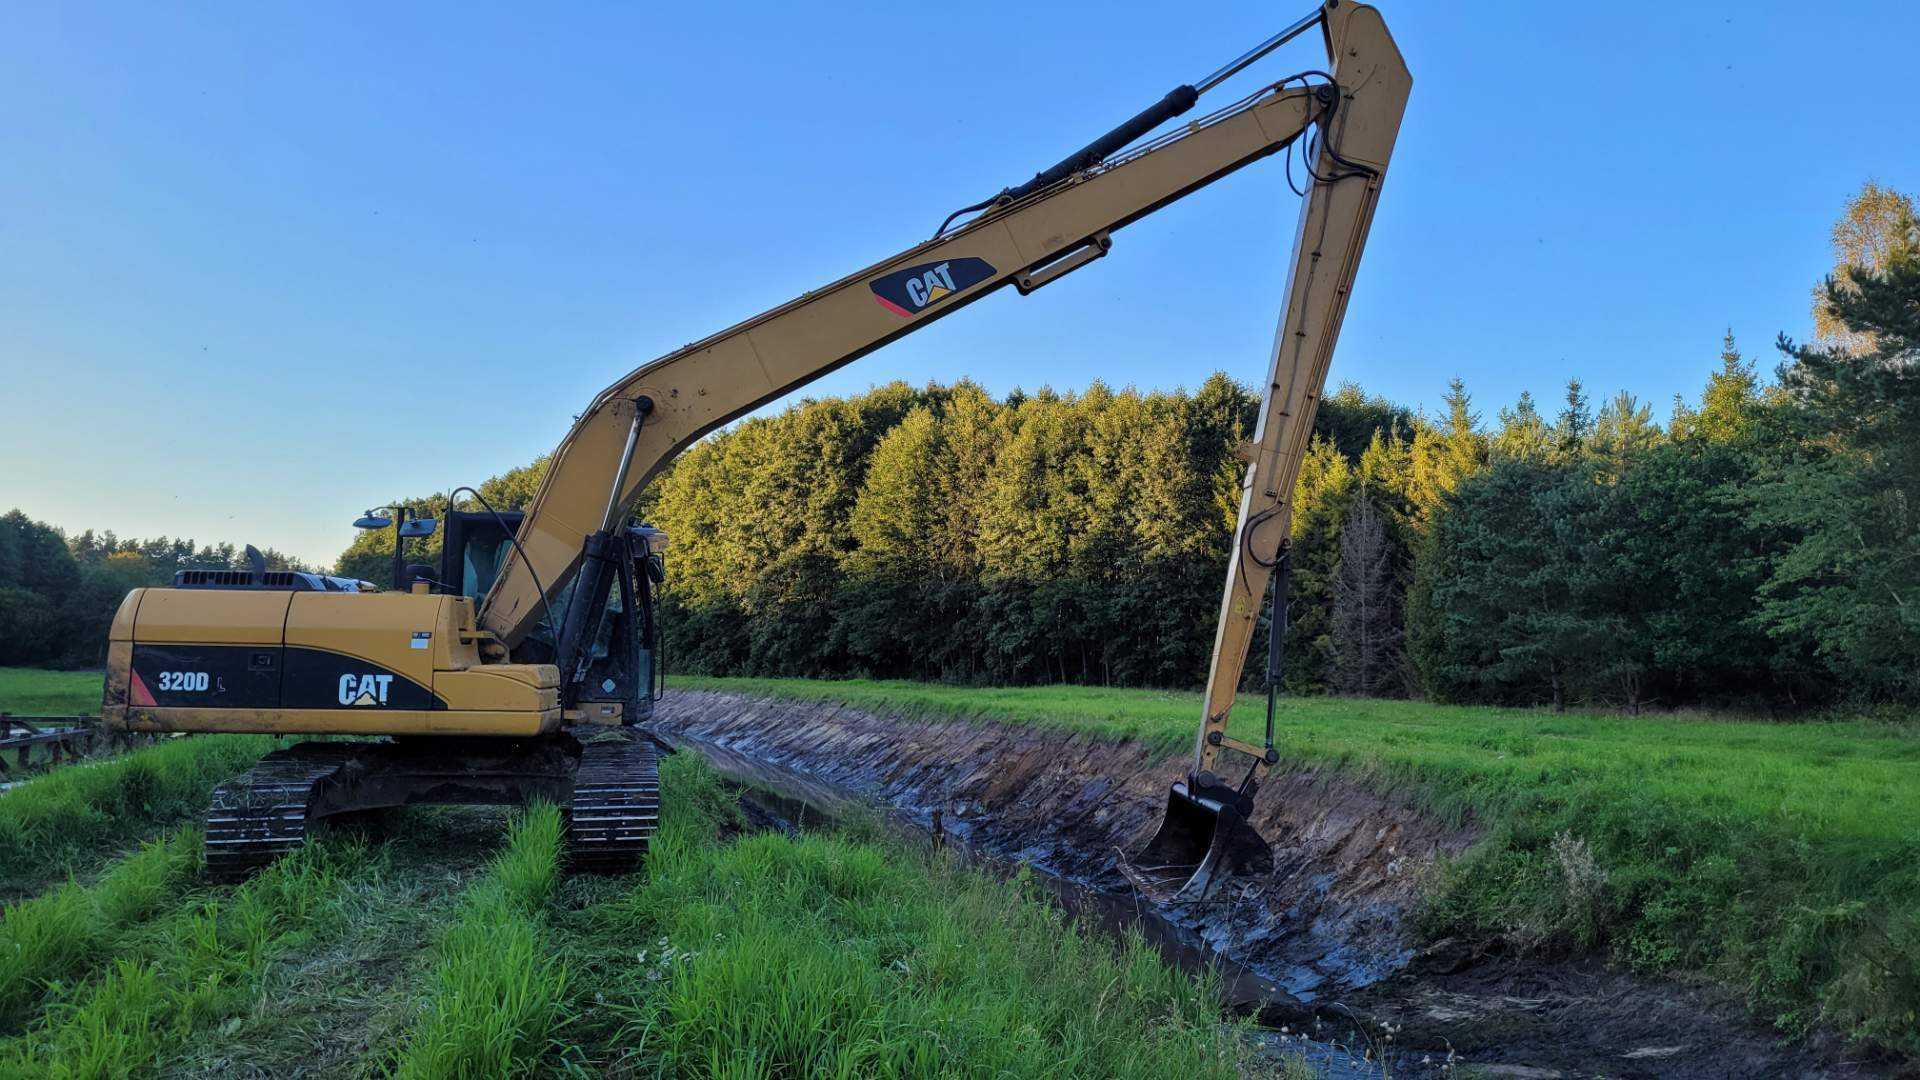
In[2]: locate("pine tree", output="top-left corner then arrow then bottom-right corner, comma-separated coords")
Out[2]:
1759,217 -> 1920,701
1279,436 -> 1357,692
1330,492 -> 1406,696
1493,391 -> 1552,461
1407,377 -> 1486,522
1590,390 -> 1661,480
1687,331 -> 1764,445
1554,378 -> 1593,460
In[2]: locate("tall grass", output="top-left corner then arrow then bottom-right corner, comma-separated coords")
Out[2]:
392,804 -> 567,1080
0,734 -> 270,894
0,840 -> 358,1076
551,754 -> 1246,1078
676,676 -> 1920,1056
0,827 -> 197,1030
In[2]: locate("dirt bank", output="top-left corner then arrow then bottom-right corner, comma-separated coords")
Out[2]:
655,690 -> 1886,1080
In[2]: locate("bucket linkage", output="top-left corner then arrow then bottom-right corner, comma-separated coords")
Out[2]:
1121,551 -> 1291,903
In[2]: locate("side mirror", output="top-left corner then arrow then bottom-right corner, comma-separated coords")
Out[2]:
353,513 -> 393,530
399,517 -> 438,538
647,553 -> 666,584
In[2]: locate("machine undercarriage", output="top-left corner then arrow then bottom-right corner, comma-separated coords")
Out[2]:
203,729 -> 660,882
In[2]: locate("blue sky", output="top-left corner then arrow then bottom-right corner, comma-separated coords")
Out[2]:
3,1 -> 1913,566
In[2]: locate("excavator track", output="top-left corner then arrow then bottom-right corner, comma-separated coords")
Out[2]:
566,729 -> 660,873
204,744 -> 359,883
204,733 -> 659,882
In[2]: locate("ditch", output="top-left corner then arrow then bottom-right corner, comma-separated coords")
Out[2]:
653,689 -> 1887,1080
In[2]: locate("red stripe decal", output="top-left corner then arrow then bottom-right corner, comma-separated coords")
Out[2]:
129,669 -> 156,706
873,294 -> 914,317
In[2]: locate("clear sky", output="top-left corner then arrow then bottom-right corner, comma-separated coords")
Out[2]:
3,1 -> 1914,567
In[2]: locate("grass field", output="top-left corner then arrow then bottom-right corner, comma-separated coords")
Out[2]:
5,663 -> 1911,1061
677,676 -> 1920,1055
0,668 -> 1278,1077
0,667 -> 102,716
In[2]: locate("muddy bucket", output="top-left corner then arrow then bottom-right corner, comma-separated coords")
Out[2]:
1120,780 -> 1271,903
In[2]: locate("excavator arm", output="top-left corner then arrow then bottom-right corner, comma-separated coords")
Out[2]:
485,1 -> 1409,892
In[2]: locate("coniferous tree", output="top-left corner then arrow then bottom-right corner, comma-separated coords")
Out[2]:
1686,332 -> 1765,446
1330,492 -> 1406,696
1759,219 -> 1920,700
1493,391 -> 1552,461
1554,378 -> 1593,461
1589,390 -> 1662,481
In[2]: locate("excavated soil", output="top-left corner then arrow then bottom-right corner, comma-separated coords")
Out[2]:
655,690 -> 1890,1080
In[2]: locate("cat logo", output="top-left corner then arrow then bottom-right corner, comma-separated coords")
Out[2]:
338,672 -> 395,707
870,257 -> 997,317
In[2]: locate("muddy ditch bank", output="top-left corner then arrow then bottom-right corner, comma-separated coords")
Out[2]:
653,690 -> 1888,1080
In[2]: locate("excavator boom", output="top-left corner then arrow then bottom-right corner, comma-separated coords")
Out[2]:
100,2 -> 1407,889
481,3 -> 1411,682
486,1 -> 1408,899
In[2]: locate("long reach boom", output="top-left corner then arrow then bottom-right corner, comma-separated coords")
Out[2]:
101,1 -> 1409,890
488,1 -> 1406,846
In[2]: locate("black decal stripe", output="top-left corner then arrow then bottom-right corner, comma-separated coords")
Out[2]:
283,647 -> 441,710
869,257 -> 997,316
130,644 -> 281,709
128,644 -> 444,710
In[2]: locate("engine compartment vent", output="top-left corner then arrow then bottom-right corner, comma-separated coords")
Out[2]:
172,569 -> 365,592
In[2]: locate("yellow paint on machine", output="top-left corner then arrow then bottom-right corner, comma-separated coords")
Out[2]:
101,587 -> 561,737
116,706 -> 557,737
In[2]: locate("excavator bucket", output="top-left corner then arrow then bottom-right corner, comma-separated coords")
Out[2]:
1120,780 -> 1271,903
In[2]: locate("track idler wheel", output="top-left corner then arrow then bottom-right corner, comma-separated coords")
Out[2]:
1119,778 -> 1271,903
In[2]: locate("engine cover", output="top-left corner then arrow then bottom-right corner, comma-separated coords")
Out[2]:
101,587 -> 560,737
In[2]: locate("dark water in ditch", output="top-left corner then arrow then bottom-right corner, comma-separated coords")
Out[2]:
664,730 -> 1427,1079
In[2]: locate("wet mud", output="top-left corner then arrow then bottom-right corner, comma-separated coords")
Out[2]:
654,690 -> 1889,1079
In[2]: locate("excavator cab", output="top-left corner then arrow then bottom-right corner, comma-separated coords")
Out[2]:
438,510 -> 665,724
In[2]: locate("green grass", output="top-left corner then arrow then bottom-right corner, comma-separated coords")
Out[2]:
0,827 -> 198,1032
676,676 -> 1920,1056
0,665 -> 274,897
160,807 -> 522,1079
0,839 -> 361,1078
390,804 -> 567,1080
0,668 -> 102,717
547,753 -> 1248,1078
0,734 -> 272,898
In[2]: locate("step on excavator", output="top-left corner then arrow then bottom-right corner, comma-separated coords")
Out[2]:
102,0 -> 1408,895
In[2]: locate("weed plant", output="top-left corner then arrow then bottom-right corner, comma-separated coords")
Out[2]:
0,735 -> 271,893
0,840 -> 359,1077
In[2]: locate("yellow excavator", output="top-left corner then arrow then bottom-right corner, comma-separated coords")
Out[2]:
101,1 -> 1409,896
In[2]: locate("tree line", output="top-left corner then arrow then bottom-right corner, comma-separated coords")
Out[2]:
7,184 -> 1913,709
0,519 -> 308,668
629,181 -> 1917,709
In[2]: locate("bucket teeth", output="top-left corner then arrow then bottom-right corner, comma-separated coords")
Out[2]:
1119,781 -> 1270,904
